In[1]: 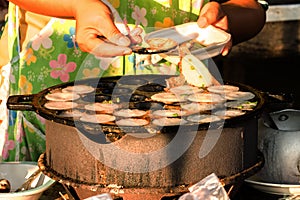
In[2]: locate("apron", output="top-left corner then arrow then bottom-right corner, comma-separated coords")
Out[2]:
0,0 -> 207,161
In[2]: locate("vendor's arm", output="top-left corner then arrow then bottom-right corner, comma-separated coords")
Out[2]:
8,0 -> 141,57
198,0 -> 266,55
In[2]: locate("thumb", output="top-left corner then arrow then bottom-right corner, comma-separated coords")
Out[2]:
197,17 -> 209,28
101,21 -> 131,47
197,2 -> 222,28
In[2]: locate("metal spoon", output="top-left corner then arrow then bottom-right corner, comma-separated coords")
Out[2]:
131,44 -> 177,54
14,168 -> 42,192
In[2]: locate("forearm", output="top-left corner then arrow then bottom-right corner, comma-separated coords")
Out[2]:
221,0 -> 266,45
7,0 -> 111,20
7,0 -> 133,56
8,0 -> 76,18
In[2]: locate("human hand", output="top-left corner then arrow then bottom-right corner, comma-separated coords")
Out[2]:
197,1 -> 232,56
74,0 -> 142,57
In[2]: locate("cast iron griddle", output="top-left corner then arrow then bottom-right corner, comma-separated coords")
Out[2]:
6,75 -> 265,136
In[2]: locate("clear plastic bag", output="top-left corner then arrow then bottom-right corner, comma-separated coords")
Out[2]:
179,173 -> 230,200
84,193 -> 113,200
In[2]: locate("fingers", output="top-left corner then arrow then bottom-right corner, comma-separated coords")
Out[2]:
80,34 -> 133,57
129,26 -> 143,44
221,40 -> 232,56
198,2 -> 221,27
78,27 -> 145,57
198,2 -> 228,31
75,27 -> 130,57
75,8 -> 145,56
107,32 -> 131,47
91,42 -> 132,57
73,0 -> 133,57
73,0 -> 144,57
77,23 -> 144,57
198,2 -> 232,56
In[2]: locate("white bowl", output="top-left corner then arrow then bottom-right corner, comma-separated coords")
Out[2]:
144,22 -> 231,60
0,162 -> 55,200
245,174 -> 300,196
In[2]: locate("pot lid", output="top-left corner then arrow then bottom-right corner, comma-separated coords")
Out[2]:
268,109 -> 300,131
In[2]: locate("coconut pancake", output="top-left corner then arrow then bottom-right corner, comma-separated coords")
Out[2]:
187,114 -> 221,123
62,85 -> 95,94
85,103 -> 120,114
152,117 -> 187,126
113,109 -> 147,118
146,37 -> 178,51
151,92 -> 186,104
214,109 -> 246,119
168,85 -> 203,95
116,118 -> 149,126
181,102 -> 218,113
207,85 -> 239,94
80,113 -> 116,124
44,101 -> 78,110
152,109 -> 187,118
59,109 -> 85,118
188,93 -> 225,103
181,54 -> 213,87
225,100 -> 257,111
225,91 -> 255,101
45,92 -> 80,102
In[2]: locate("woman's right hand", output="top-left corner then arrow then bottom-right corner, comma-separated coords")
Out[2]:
74,0 -> 142,57
9,0 -> 142,57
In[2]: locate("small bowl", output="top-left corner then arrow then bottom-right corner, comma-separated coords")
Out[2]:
144,22 -> 231,60
0,162 -> 55,200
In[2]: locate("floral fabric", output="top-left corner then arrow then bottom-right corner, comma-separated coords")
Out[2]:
0,0 -> 208,161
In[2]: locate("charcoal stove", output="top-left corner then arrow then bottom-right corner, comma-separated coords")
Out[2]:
7,75 -> 267,200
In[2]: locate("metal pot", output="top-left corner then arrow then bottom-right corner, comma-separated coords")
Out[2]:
257,108 -> 300,184
7,75 -> 266,199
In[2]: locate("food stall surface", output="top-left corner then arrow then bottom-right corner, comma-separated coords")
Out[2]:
39,16 -> 300,200
13,2 -> 300,199
39,181 -> 290,200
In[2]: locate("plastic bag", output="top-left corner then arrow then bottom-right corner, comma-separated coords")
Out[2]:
84,193 -> 113,200
179,173 -> 230,200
